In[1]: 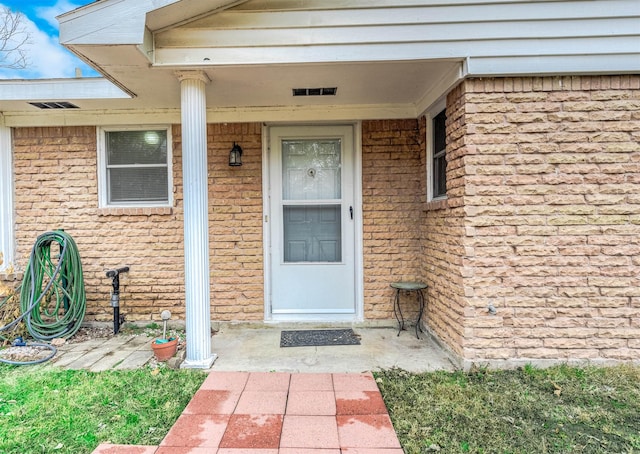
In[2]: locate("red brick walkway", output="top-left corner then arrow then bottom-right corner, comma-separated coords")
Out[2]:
92,372 -> 403,453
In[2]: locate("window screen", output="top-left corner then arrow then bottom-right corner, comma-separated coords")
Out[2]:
432,110 -> 447,198
105,130 -> 169,204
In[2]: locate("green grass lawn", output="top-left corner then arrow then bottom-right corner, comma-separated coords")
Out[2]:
375,364 -> 640,454
0,364 -> 638,454
0,366 -> 206,454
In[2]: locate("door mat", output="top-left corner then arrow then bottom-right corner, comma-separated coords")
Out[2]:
280,329 -> 361,347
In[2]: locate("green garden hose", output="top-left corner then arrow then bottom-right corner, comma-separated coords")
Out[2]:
17,230 -> 86,340
0,231 -> 86,364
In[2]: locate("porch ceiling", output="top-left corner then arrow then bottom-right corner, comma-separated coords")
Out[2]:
93,58 -> 460,109
0,58 -> 460,121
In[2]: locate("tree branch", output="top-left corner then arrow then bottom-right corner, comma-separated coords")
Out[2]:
0,7 -> 31,70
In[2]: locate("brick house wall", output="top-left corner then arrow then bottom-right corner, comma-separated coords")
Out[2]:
11,126 -> 186,321
361,120 -> 425,320
205,123 -> 264,320
5,75 -> 640,366
8,123 -> 266,323
5,121 -> 422,326
420,88 -> 470,358
440,75 -> 640,365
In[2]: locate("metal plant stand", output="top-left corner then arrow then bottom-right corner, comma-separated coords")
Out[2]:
391,282 -> 427,339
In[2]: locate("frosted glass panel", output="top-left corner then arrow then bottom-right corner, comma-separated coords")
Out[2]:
283,205 -> 342,262
282,139 -> 341,200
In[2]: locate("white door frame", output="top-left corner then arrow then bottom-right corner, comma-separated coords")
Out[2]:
262,122 -> 364,322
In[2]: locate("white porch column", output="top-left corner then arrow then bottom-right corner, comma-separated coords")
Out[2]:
177,71 -> 216,369
0,125 -> 14,272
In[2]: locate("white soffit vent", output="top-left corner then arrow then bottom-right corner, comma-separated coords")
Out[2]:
292,87 -> 337,97
28,101 -> 79,109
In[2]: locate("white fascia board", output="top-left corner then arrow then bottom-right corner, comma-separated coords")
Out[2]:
3,109 -> 182,127
205,104 -> 419,123
58,0 -> 178,45
153,36 -> 640,66
0,125 -> 14,272
1,103 -> 418,127
467,54 -> 640,76
0,78 -> 131,101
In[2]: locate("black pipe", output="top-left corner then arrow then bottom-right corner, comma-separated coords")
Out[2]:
106,266 -> 130,334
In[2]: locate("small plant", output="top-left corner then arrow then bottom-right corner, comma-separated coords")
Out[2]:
119,323 -> 143,334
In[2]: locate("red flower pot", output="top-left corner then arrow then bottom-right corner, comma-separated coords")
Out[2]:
151,338 -> 178,361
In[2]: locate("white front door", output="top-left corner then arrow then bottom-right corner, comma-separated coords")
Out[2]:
268,125 -> 356,320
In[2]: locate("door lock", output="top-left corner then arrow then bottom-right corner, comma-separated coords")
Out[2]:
350,206 -> 353,220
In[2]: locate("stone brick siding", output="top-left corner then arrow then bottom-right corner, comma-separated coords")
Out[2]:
8,123 -> 264,323
361,119 -> 425,320
420,89 -> 469,357
455,75 -> 640,364
5,75 -> 640,366
205,123 -> 264,320
10,126 -> 186,322
6,121 -> 427,325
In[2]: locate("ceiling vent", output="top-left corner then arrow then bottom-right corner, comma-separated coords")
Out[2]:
292,87 -> 337,97
29,101 -> 79,109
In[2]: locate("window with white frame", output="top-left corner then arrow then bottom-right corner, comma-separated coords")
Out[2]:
99,127 -> 172,207
430,109 -> 447,199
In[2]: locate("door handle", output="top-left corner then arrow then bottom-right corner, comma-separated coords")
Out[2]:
350,206 -> 353,220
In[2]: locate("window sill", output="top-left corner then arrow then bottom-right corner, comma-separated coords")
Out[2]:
424,197 -> 449,211
98,207 -> 173,216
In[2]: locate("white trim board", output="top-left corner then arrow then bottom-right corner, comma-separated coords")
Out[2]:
0,126 -> 14,271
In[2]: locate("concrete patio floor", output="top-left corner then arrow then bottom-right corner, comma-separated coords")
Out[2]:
210,323 -> 457,373
52,323 -> 457,373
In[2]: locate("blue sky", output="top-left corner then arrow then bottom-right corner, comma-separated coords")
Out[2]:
0,0 -> 98,79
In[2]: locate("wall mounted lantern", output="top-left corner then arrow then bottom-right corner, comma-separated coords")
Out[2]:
229,142 -> 243,166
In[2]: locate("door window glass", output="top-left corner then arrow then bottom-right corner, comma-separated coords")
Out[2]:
282,139 -> 341,200
281,138 -> 343,263
283,205 -> 342,262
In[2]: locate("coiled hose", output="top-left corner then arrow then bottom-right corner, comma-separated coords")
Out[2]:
0,230 -> 86,365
